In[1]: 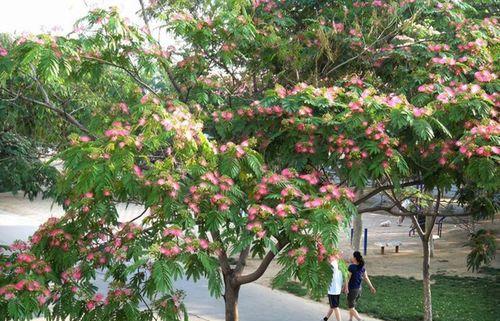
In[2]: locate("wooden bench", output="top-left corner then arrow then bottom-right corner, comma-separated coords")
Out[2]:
375,241 -> 403,254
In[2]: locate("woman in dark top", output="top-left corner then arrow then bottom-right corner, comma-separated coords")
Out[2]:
347,251 -> 376,321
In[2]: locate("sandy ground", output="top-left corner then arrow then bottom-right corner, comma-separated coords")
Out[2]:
246,212 -> 500,287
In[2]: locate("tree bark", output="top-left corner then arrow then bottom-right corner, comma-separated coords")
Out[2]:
352,213 -> 363,251
422,237 -> 433,321
224,275 -> 240,321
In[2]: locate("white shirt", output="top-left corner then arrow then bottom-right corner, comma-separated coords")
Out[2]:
328,260 -> 344,295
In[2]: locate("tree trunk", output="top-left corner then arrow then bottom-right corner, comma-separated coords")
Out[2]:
352,213 -> 363,251
422,237 -> 433,321
224,275 -> 240,321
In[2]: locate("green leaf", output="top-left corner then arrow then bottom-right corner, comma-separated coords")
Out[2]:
413,119 -> 434,141
220,154 -> 241,178
152,260 -> 173,293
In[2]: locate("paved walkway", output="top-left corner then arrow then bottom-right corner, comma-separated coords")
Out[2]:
0,193 -> 382,321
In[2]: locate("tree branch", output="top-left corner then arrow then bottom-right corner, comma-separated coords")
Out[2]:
1,87 -> 93,137
354,180 -> 422,205
82,55 -> 161,99
137,0 -> 183,97
210,230 -> 232,275
234,246 -> 250,274
235,241 -> 288,285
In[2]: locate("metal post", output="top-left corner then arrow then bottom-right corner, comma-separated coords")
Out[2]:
350,228 -> 353,245
363,228 -> 368,256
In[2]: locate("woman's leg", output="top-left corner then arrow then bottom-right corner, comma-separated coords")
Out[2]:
349,308 -> 362,321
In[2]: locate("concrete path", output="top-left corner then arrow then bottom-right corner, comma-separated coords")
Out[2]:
0,193 -> 383,321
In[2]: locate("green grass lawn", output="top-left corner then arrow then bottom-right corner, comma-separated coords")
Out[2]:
277,270 -> 500,321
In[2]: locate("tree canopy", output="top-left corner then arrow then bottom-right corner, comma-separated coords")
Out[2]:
0,1 -> 498,321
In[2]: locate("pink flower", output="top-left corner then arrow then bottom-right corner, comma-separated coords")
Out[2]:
384,95 -> 402,107
0,47 -> 8,57
80,136 -> 92,142
413,108 -> 427,117
344,189 -> 356,201
332,22 -> 344,33
14,280 -> 25,290
133,165 -> 143,178
86,301 -> 96,311
276,86 -> 287,98
4,292 -> 15,300
348,101 -> 363,112
235,146 -> 245,158
17,253 -> 34,263
199,239 -> 209,249
474,70 -> 496,83
299,173 -> 320,185
305,198 -> 323,208
37,295 -> 47,305
117,102 -> 129,114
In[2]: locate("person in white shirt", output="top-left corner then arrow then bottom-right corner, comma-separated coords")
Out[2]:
322,257 -> 348,321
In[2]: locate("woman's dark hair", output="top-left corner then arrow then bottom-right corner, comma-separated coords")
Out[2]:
353,251 -> 365,269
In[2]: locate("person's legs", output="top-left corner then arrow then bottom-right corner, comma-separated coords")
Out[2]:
323,308 -> 334,320
332,307 -> 342,321
349,308 -> 362,321
347,289 -> 362,321
348,308 -> 354,321
324,295 -> 341,320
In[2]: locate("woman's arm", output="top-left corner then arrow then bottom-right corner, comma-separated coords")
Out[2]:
343,273 -> 350,293
363,271 -> 376,293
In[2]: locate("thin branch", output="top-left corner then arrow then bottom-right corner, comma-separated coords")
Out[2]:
137,0 -> 183,97
410,215 -> 425,239
129,207 -> 149,224
354,180 -> 422,205
325,17 -> 399,77
82,55 -> 161,99
236,241 -> 288,285
1,87 -> 93,137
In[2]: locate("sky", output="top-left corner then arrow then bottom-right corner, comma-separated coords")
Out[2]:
0,0 -> 142,35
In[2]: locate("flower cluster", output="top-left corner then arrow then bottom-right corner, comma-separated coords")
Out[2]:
327,133 -> 367,162
219,141 -> 248,158
183,171 -> 234,214
288,247 -> 308,265
456,123 -> 500,158
160,227 -> 211,257
85,293 -> 104,311
0,280 -> 51,305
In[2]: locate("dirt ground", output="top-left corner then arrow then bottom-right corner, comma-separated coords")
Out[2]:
246,212 -> 500,287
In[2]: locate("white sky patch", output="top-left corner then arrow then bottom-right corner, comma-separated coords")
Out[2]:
0,0 -> 141,35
